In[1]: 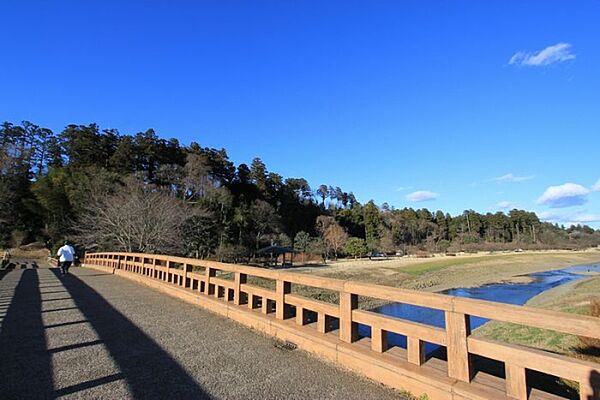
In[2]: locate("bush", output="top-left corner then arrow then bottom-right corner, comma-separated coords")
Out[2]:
343,237 -> 367,259
215,244 -> 249,264
437,239 -> 451,253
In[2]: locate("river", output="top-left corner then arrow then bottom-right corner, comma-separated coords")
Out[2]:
359,263 -> 600,354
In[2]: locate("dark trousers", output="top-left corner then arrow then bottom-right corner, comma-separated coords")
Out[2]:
60,260 -> 72,275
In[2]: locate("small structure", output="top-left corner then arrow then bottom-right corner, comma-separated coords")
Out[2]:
256,245 -> 295,267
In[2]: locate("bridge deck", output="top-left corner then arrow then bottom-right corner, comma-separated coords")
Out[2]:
0,262 -> 403,399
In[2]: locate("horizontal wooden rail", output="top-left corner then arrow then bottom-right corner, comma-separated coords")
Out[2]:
453,296 -> 600,339
352,309 -> 447,346
286,293 -> 340,317
211,277 -> 234,289
84,251 -> 600,400
240,284 -> 276,300
467,337 -> 599,383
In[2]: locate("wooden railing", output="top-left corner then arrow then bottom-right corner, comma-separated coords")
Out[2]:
84,252 -> 600,399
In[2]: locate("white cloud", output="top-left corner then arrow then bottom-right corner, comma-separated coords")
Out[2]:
396,186 -> 413,192
509,42 -> 575,67
592,179 -> 600,192
539,210 -> 600,227
536,183 -> 590,208
495,201 -> 516,210
491,173 -> 534,183
406,190 -> 439,202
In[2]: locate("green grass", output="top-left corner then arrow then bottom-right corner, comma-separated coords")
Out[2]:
475,322 -> 575,353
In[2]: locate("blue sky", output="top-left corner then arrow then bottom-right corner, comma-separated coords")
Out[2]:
2,1 -> 599,227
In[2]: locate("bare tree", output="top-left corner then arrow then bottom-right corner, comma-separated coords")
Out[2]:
315,215 -> 335,237
315,215 -> 335,259
77,177 -> 188,253
324,223 -> 348,260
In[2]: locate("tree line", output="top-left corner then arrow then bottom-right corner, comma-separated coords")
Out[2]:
1,121 -> 598,261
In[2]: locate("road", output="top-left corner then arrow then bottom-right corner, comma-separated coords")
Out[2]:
0,260 -> 403,399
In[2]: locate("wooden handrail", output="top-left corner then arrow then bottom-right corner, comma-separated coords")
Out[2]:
84,251 -> 600,399
468,337 -> 599,383
352,309 -> 446,345
453,296 -> 600,338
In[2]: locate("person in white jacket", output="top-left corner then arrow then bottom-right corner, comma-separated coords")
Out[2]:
57,241 -> 75,275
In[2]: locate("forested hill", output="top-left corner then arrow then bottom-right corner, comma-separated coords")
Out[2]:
1,121 -> 598,259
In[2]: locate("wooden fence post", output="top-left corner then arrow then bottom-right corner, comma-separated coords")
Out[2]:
296,307 -> 307,326
371,328 -> 387,353
505,364 -> 527,399
234,272 -> 247,305
340,292 -> 358,343
276,280 -> 291,319
445,311 -> 471,382
204,267 -> 215,295
317,312 -> 328,333
407,337 -> 426,365
181,263 -> 188,288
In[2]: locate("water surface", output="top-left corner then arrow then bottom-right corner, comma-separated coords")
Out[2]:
360,263 -> 600,354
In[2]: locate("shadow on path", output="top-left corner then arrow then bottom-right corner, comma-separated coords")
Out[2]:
0,269 -> 55,398
51,269 -> 211,400
0,262 -> 15,281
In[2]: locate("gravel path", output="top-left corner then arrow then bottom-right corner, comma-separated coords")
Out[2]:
0,262 -> 404,399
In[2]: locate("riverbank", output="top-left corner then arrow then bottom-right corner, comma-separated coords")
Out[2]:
292,249 -> 599,299
259,250 -> 599,310
474,273 -> 600,361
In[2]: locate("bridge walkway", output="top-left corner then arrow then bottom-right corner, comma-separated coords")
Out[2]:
0,263 -> 403,399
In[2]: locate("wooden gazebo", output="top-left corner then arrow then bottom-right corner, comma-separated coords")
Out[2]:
255,245 -> 295,267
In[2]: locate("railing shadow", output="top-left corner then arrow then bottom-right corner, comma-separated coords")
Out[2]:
50,269 -> 211,399
0,262 -> 16,281
0,269 -> 54,398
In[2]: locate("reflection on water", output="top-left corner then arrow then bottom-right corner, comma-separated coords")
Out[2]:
360,263 -> 600,354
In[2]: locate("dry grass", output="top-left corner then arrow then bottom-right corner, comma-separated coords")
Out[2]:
8,247 -> 50,260
287,250 -> 600,311
294,250 -> 600,293
578,297 -> 600,351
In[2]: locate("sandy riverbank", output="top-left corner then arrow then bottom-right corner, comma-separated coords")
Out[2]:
294,249 -> 600,293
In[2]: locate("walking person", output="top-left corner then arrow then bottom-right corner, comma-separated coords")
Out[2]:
57,241 -> 75,275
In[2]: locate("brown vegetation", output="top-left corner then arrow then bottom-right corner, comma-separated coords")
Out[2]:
579,297 -> 600,352
76,177 -> 189,253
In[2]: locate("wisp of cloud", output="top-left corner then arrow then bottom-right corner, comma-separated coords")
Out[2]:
509,42 -> 575,66
406,190 -> 439,202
